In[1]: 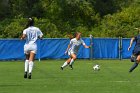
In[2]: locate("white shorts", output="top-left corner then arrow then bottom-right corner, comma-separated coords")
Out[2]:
24,44 -> 37,54
68,50 -> 76,56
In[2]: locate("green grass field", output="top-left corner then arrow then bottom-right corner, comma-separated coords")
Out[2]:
0,59 -> 140,93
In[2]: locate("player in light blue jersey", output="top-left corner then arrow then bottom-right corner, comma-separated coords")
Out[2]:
61,32 -> 91,70
21,18 -> 43,79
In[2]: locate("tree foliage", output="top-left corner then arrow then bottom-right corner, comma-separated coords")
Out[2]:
0,0 -> 139,38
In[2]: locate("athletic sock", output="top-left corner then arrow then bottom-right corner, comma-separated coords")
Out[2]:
25,60 -> 29,72
61,62 -> 68,68
70,59 -> 74,65
29,61 -> 34,73
129,62 -> 139,72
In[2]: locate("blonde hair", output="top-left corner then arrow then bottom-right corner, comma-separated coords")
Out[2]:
68,34 -> 74,40
74,32 -> 81,37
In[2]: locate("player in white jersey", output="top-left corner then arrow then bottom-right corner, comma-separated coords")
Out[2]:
61,32 -> 91,70
21,18 -> 43,79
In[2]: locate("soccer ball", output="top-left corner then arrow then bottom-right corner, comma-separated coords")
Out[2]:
93,64 -> 100,71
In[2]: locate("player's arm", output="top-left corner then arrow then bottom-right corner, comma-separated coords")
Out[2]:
21,34 -> 26,40
21,30 -> 26,40
81,39 -> 91,48
83,45 -> 91,48
65,40 -> 72,54
128,37 -> 135,51
38,35 -> 43,40
38,29 -> 43,40
65,44 -> 70,54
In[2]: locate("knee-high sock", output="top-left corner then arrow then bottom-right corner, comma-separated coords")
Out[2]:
129,62 -> 139,72
70,59 -> 74,65
29,61 -> 34,73
25,60 -> 29,72
61,62 -> 68,68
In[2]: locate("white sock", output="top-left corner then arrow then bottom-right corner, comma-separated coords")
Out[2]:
25,60 -> 29,72
29,61 -> 34,73
70,59 -> 74,65
61,62 -> 68,68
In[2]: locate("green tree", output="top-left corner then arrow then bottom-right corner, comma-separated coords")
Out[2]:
9,0 -> 46,18
0,0 -> 139,38
92,2 -> 140,37
0,0 -> 11,20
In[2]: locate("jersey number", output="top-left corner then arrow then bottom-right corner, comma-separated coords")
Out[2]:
29,31 -> 36,40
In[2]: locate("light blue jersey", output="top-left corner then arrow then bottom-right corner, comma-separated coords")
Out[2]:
68,38 -> 85,55
23,26 -> 43,45
23,26 -> 43,54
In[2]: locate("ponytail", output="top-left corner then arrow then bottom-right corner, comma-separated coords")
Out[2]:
25,18 -> 34,28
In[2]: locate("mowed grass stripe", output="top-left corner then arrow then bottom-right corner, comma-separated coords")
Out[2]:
0,60 -> 139,93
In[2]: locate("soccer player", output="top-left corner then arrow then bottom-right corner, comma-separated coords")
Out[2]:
21,18 -> 43,79
128,28 -> 140,72
61,32 -> 91,70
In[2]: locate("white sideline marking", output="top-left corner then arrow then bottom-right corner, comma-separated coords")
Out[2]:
75,81 -> 89,83
110,81 -> 130,83
76,81 -> 130,83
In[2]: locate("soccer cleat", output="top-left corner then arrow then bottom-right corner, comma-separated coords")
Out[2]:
28,73 -> 32,79
129,70 -> 132,73
24,72 -> 27,78
61,67 -> 63,70
69,65 -> 73,70
129,62 -> 139,73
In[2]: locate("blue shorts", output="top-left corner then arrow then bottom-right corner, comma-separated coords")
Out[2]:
133,46 -> 140,55
131,46 -> 140,62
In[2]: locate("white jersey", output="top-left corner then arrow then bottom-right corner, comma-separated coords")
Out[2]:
23,26 -> 43,45
23,26 -> 43,54
68,38 -> 85,54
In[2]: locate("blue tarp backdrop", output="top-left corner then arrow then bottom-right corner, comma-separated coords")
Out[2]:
93,38 -> 119,59
122,39 -> 135,59
0,38 -> 135,60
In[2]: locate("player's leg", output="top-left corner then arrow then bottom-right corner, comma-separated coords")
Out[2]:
129,55 -> 140,72
61,58 -> 71,70
24,44 -> 30,78
24,54 -> 29,78
28,51 -> 35,79
69,53 -> 77,69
